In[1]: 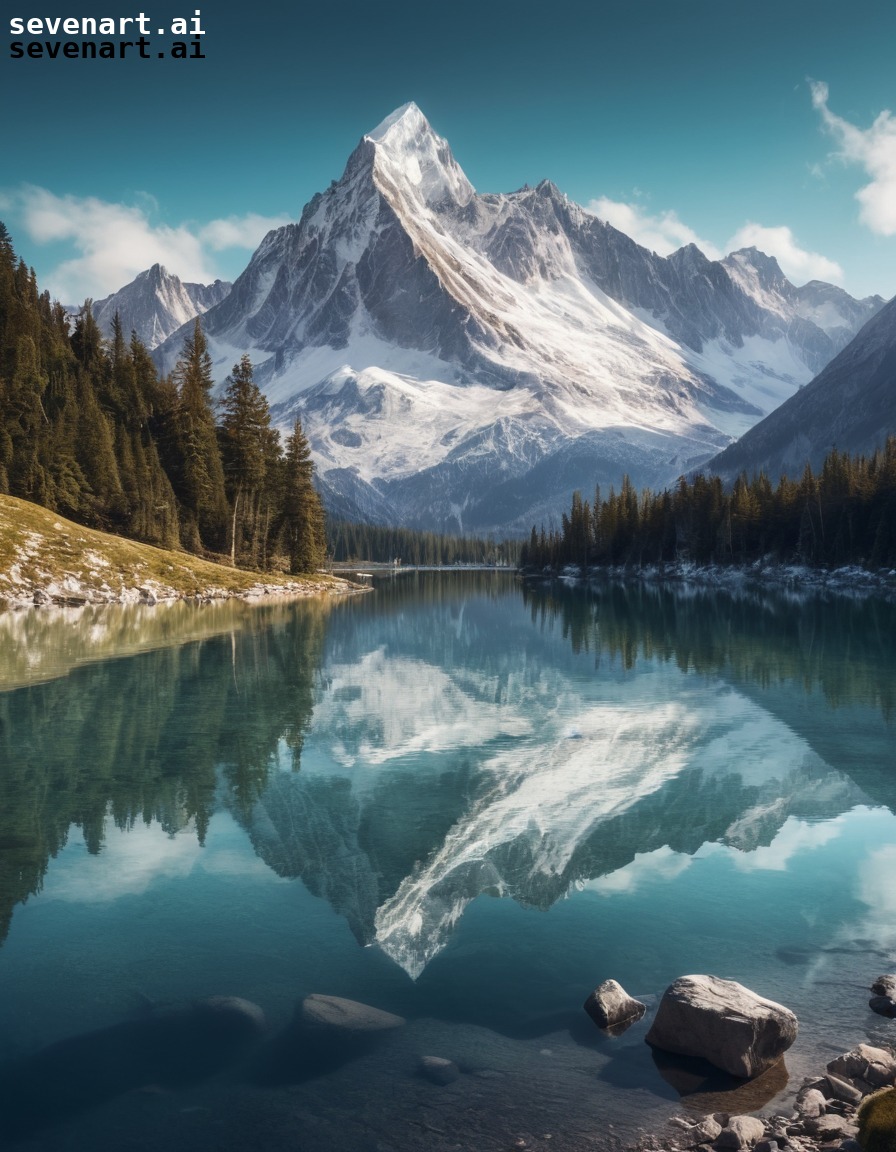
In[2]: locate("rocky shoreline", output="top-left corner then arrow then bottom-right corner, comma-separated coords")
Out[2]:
629,975 -> 896,1152
647,1042 -> 895,1152
3,572 -> 364,610
542,561 -> 896,601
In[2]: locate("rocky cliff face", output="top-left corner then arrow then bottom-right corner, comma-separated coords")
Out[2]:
705,294 -> 896,483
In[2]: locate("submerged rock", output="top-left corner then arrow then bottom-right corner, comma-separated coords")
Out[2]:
0,995 -> 266,1138
645,975 -> 798,1079
870,995 -> 896,1018
872,975 -> 896,999
193,996 -> 266,1038
870,976 -> 896,1018
583,979 -> 646,1031
419,1055 -> 460,1085
298,994 -> 405,1033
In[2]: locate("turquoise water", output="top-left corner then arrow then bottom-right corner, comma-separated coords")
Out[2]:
0,573 -> 894,1151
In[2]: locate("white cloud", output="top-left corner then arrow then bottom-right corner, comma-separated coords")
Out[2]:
39,812 -> 274,903
3,185 -> 293,303
811,80 -> 896,236
726,814 -> 844,873
199,212 -> 291,251
586,196 -> 722,259
41,821 -> 202,902
585,845 -> 692,895
725,222 -> 843,283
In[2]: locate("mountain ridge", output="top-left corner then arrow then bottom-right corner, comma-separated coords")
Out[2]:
148,104 -> 883,531
704,292 -> 896,482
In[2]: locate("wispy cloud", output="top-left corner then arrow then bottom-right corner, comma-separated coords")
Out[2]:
586,196 -> 722,259
810,80 -> 896,236
199,213 -> 291,251
726,222 -> 843,283
1,185 -> 293,303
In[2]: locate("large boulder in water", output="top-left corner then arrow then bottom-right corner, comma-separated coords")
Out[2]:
645,974 -> 797,1079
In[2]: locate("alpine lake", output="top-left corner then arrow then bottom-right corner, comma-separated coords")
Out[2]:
1,571 -> 894,1152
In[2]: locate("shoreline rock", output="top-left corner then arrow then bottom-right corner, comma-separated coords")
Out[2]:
645,975 -> 798,1080
585,979 -> 647,1032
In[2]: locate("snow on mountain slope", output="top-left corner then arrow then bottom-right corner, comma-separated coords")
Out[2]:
155,103 -> 883,532
92,264 -> 231,350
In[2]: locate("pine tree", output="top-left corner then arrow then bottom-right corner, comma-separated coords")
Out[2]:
169,319 -> 228,552
218,354 -> 273,565
280,418 -> 326,574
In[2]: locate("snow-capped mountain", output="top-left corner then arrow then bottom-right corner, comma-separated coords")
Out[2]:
91,264 -> 231,350
705,293 -> 896,482
156,103 -> 882,532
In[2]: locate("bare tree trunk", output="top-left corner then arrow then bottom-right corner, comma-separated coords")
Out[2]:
230,485 -> 241,566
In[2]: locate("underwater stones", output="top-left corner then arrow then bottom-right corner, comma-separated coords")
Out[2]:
871,996 -> 896,1018
299,994 -> 405,1034
193,996 -> 266,1038
645,975 -> 798,1079
419,1055 -> 460,1085
583,979 -> 646,1032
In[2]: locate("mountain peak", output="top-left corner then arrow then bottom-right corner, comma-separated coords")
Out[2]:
367,101 -> 428,143
365,102 -> 474,209
726,246 -> 787,288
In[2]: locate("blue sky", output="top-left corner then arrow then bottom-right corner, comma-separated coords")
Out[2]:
2,0 -> 895,302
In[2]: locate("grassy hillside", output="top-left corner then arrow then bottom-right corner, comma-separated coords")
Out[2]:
0,493 -> 348,609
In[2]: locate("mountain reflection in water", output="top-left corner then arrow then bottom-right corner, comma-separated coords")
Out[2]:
2,572 -> 896,1150
1,575 -> 894,974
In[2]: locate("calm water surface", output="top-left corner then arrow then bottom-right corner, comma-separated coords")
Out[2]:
0,573 -> 894,1151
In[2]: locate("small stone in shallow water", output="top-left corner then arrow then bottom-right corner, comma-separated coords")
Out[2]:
419,1055 -> 460,1085
871,975 -> 896,999
869,995 -> 896,1019
583,978 -> 646,1031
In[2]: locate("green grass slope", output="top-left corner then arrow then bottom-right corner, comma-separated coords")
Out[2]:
0,494 -> 347,609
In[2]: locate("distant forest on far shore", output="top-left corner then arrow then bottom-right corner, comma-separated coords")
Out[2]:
523,440 -> 896,572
